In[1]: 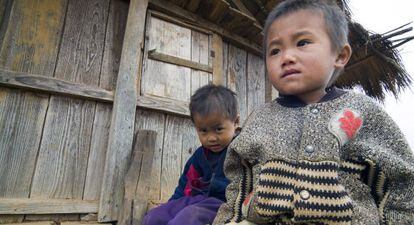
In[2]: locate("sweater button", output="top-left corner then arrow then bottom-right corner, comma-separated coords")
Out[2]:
300,190 -> 310,200
305,145 -> 314,153
311,108 -> 319,114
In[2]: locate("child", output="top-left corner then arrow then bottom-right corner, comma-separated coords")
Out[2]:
213,0 -> 414,224
143,84 -> 240,225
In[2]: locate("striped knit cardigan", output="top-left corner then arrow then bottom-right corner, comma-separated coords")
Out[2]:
213,89 -> 414,225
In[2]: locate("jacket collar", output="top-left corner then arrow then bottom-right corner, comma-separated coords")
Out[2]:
276,87 -> 346,108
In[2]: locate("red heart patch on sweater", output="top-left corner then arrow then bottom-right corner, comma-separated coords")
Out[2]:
339,110 -> 362,138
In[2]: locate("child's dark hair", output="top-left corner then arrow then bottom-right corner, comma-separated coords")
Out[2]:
263,0 -> 349,56
189,84 -> 238,122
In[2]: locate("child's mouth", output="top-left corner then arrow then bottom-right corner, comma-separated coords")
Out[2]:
282,69 -> 300,77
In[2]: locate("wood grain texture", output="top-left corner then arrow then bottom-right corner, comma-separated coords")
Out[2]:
0,1 -> 66,223
148,0 -> 262,55
212,34 -> 224,86
99,0 -> 148,220
246,53 -> 265,115
119,130 -> 157,225
190,30 -> 211,94
0,69 -> 114,102
142,16 -> 191,102
31,96 -> 96,199
83,0 -> 128,201
134,109 -> 166,202
227,44 -> 247,123
131,130 -> 157,225
160,115 -> 188,201
0,198 -> 98,214
148,50 -> 212,73
31,0 -> 110,201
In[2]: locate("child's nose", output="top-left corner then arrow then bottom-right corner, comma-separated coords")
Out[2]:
281,49 -> 296,66
207,134 -> 218,142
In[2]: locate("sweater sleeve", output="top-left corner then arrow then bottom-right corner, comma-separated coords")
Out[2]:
344,103 -> 414,224
213,145 -> 253,224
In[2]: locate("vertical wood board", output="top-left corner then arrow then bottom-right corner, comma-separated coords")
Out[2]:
99,0 -> 148,218
227,44 -> 247,123
53,0 -> 109,85
31,97 -> 95,199
160,115 -> 187,200
83,0 -> 128,201
0,0 -> 66,222
246,53 -> 265,115
31,0 -> 110,200
134,109 -> 166,201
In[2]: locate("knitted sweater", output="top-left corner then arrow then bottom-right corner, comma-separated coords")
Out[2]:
170,146 -> 229,202
213,89 -> 414,225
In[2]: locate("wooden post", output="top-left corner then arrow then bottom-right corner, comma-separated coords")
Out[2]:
212,33 -> 225,86
98,0 -> 149,222
118,130 -> 157,225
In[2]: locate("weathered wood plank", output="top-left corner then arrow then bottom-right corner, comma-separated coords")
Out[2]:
31,0 -> 110,202
82,103 -> 112,200
30,97 -> 96,199
3,222 -> 55,225
191,30 -> 211,94
222,42 -> 229,87
150,10 -> 211,35
246,53 -> 265,115
0,0 -> 66,222
181,119 -> 199,172
137,95 -> 189,116
83,0 -> 128,201
148,0 -> 262,56
118,130 -> 157,225
0,68 -> 114,102
131,131 -> 157,225
160,115 -> 188,201
134,109 -> 166,202
0,0 -> 12,47
0,198 -> 98,214
53,0 -> 109,85
142,16 -> 191,102
227,44 -> 247,123
0,0 -> 66,76
148,50 -> 212,73
99,0 -> 148,221
212,34 -> 224,85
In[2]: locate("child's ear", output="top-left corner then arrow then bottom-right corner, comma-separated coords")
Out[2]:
234,115 -> 240,127
334,44 -> 352,68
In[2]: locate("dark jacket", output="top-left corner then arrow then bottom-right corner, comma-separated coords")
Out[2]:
170,146 -> 229,202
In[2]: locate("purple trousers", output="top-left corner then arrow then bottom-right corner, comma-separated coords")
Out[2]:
142,195 -> 224,225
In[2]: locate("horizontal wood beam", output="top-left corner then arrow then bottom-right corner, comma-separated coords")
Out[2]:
0,68 -> 191,117
0,198 -> 98,214
0,68 -> 114,102
148,50 -> 212,73
137,95 -> 189,116
148,0 -> 262,56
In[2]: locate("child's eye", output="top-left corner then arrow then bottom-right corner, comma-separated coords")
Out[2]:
269,48 -> 280,56
199,128 -> 207,133
215,127 -> 223,132
297,39 -> 311,47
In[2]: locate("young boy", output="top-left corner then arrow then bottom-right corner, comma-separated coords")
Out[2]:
214,0 -> 414,224
143,84 -> 240,225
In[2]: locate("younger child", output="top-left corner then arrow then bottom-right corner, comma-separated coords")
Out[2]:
143,84 -> 240,225
214,0 -> 414,224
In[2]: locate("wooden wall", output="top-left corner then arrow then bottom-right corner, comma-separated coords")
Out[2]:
0,0 -> 266,222
0,0 -> 128,222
